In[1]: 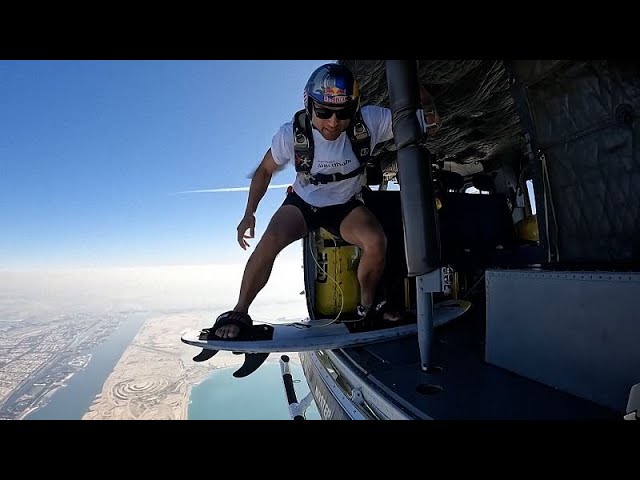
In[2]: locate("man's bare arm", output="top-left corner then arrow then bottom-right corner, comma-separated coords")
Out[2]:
236,149 -> 282,249
244,148 -> 280,215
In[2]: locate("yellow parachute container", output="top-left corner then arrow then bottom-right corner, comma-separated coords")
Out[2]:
313,228 -> 361,317
516,215 -> 539,242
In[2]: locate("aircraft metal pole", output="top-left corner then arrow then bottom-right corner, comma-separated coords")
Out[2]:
385,60 -> 441,371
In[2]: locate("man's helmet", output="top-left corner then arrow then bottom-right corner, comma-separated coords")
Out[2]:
303,63 -> 360,115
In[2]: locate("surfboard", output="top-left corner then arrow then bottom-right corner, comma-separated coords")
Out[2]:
182,299 -> 471,377
182,299 -> 470,357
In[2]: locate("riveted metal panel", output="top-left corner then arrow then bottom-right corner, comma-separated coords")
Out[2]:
485,268 -> 640,412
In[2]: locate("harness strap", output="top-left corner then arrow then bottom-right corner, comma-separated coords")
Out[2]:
293,110 -> 314,173
307,165 -> 365,185
292,109 -> 372,184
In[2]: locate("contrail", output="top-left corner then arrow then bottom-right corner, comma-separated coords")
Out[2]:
176,184 -> 290,194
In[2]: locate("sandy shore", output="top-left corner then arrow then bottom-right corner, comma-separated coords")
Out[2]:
83,313 -> 301,420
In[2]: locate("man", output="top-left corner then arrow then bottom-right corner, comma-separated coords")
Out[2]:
212,62 -> 439,339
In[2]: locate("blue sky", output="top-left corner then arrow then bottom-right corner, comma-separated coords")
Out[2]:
0,60 -> 334,270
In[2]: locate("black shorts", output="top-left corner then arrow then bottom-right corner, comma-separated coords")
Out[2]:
281,189 -> 364,238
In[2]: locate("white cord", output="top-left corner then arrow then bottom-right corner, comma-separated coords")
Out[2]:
290,230 -> 370,329
540,153 -> 560,262
297,232 -> 345,327
263,230 -> 362,330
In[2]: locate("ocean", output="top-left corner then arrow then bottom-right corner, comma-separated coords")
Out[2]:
24,314 -> 321,420
188,361 -> 321,420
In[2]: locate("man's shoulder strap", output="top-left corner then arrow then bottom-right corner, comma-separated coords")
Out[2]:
291,107 -> 372,176
346,109 -> 372,166
293,109 -> 313,173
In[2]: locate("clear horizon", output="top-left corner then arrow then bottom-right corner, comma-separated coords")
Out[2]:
0,260 -> 308,321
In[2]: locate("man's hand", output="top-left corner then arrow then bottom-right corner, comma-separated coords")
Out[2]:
420,85 -> 442,135
237,212 -> 256,250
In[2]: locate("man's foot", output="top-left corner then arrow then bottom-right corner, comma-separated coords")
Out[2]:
206,311 -> 252,340
216,324 -> 240,339
357,300 -> 402,322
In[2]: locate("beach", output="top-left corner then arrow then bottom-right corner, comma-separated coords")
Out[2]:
83,312 -> 301,420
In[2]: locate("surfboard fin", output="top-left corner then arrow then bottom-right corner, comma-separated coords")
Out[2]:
233,353 -> 270,378
192,348 -> 219,362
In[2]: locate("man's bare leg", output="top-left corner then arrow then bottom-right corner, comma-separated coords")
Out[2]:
216,205 -> 307,338
339,206 -> 400,320
340,206 -> 401,320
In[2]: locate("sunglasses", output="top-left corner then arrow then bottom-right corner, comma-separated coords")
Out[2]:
313,103 -> 356,120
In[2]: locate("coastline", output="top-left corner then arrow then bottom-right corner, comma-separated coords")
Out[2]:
82,312 -> 301,420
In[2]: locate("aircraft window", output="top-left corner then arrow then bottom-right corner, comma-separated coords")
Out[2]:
465,186 -> 489,195
526,179 -> 537,214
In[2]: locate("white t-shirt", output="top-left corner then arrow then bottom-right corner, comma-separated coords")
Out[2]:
270,105 -> 427,208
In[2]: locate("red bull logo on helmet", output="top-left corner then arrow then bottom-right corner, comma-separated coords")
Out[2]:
323,94 -> 349,104
321,83 -> 358,104
323,86 -> 347,96
321,84 -> 348,104
305,63 -> 360,108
